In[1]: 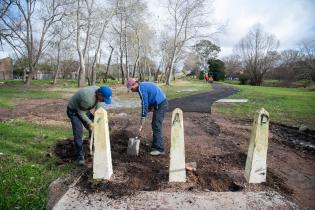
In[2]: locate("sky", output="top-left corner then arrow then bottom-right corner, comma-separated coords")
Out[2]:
146,0 -> 315,58
1,0 -> 315,59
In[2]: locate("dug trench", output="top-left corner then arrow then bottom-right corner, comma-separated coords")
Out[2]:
53,111 -> 315,209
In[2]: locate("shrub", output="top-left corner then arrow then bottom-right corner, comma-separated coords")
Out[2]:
239,74 -> 249,85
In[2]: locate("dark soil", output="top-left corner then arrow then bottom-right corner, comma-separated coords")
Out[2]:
54,114 -> 313,205
270,122 -> 315,156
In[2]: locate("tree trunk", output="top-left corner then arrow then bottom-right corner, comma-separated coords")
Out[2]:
154,63 -> 161,82
78,51 -> 86,87
105,45 -> 114,82
132,59 -> 138,78
124,18 -> 129,79
26,65 -> 34,85
53,42 -> 61,85
166,55 -> 176,85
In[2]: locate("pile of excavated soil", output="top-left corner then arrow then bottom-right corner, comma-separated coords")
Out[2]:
54,127 -> 291,200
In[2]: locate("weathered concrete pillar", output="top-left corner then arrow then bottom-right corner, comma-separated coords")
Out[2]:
245,108 -> 269,183
93,108 -> 113,180
169,108 -> 186,182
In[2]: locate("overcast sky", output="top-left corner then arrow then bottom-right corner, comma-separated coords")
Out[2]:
147,0 -> 315,58
1,0 -> 314,59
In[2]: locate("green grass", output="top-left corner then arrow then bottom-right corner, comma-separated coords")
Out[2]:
223,79 -> 315,89
214,83 -> 315,129
0,88 -> 62,108
0,120 -> 73,209
0,79 -> 123,108
160,79 -> 212,99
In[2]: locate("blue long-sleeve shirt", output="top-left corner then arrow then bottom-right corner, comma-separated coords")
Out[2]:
138,82 -> 166,118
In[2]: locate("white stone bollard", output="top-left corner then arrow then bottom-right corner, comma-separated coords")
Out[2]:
169,108 -> 186,182
245,108 -> 270,183
127,137 -> 140,156
93,108 -> 113,180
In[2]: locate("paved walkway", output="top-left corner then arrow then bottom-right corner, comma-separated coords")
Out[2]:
168,82 -> 238,113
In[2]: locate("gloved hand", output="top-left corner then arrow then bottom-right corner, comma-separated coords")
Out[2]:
148,106 -> 153,112
89,123 -> 94,130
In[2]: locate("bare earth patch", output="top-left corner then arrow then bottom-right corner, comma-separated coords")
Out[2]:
0,97 -> 314,209
53,110 -> 314,209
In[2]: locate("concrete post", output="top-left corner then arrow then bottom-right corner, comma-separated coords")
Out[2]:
93,108 -> 113,180
169,108 -> 186,182
245,108 -> 269,183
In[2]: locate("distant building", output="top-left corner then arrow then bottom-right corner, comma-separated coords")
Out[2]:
0,57 -> 13,80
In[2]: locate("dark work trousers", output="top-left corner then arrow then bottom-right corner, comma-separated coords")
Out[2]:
66,106 -> 94,161
151,100 -> 168,152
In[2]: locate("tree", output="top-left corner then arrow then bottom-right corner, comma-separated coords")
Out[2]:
234,24 -> 279,85
13,56 -> 28,79
222,54 -> 242,79
299,40 -> 315,81
182,52 -> 200,78
111,0 -> 148,84
49,20 -> 74,84
194,40 -> 220,71
89,6 -> 115,85
272,49 -> 300,81
0,0 -> 13,45
75,0 -> 94,87
208,58 -> 225,81
165,0 -> 211,85
0,0 -> 67,85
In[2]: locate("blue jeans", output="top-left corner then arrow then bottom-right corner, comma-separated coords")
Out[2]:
66,106 -> 94,161
151,100 -> 168,152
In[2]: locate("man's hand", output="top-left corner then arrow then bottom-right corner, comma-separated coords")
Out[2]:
89,123 -> 94,130
138,125 -> 143,132
148,106 -> 153,112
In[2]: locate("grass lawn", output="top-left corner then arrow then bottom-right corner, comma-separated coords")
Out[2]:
214,83 -> 315,129
0,88 -> 63,108
160,79 -> 212,99
223,79 -> 315,90
0,120 -> 73,209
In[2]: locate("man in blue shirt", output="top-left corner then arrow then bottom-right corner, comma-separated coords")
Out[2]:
127,79 -> 168,156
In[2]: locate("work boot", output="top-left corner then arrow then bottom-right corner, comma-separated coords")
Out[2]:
150,150 -> 165,156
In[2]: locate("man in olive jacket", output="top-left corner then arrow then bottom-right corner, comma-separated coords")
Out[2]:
67,86 -> 112,165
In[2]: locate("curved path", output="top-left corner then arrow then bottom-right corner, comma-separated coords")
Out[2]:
168,82 -> 239,113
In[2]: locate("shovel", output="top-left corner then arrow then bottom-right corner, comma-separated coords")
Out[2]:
89,130 -> 94,156
127,136 -> 140,156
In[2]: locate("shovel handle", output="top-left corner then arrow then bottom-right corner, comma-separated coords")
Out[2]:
89,130 -> 94,156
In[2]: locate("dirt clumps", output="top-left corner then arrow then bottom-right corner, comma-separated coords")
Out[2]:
52,111 -> 315,209
270,122 -> 315,156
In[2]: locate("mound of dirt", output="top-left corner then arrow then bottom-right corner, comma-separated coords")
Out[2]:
52,112 -> 315,209
54,129 -> 285,200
